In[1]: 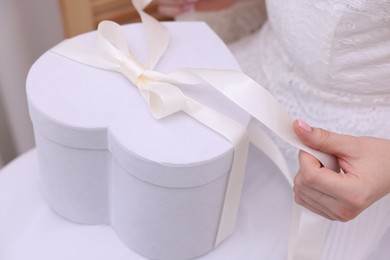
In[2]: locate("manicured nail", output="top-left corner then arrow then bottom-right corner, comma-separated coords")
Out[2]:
297,119 -> 312,133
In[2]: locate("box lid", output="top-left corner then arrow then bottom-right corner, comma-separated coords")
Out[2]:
27,22 -> 250,187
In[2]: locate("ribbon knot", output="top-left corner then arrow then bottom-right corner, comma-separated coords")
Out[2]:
137,75 -> 187,119
96,20 -> 187,119
98,20 -> 146,85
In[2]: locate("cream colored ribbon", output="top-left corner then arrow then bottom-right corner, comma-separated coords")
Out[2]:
51,0 -> 339,259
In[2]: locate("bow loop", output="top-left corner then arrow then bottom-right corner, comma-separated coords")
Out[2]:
97,21 -> 147,84
138,79 -> 186,119
96,20 -> 185,118
98,21 -> 130,56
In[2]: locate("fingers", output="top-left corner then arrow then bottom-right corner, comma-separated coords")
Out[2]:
158,5 -> 190,17
294,164 -> 346,221
294,183 -> 362,222
292,120 -> 390,221
297,151 -> 344,196
293,187 -> 338,221
294,154 -> 338,220
294,186 -> 361,221
155,0 -> 236,17
156,0 -> 188,4
294,151 -> 362,221
293,119 -> 357,157
155,0 -> 197,17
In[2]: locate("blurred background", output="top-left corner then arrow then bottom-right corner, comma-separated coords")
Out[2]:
0,0 -> 166,168
0,0 -> 63,168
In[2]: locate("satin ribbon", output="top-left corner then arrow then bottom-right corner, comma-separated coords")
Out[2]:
51,0 -> 339,258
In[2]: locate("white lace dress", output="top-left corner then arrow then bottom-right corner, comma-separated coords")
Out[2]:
227,0 -> 390,259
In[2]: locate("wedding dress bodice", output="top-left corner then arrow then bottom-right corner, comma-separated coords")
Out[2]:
230,0 -> 390,138
266,0 -> 390,103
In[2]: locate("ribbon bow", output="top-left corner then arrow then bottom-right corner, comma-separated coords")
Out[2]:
52,0 -> 339,259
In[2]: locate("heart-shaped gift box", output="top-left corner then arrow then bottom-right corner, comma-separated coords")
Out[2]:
27,20 -> 251,260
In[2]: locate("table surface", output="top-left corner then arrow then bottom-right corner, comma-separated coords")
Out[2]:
0,149 -> 389,260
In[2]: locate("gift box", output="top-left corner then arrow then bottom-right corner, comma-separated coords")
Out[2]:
26,0 -> 341,258
26,20 -> 251,260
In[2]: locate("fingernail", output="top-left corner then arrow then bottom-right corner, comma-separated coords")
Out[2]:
297,119 -> 312,133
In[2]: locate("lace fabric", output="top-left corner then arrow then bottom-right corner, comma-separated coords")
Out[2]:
229,0 -> 390,138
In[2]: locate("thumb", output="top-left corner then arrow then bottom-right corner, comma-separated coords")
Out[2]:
293,119 -> 356,156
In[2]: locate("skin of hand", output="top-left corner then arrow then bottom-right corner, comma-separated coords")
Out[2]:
293,119 -> 390,222
155,0 -> 235,17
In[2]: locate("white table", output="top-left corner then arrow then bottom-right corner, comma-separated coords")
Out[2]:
1,149 -> 389,259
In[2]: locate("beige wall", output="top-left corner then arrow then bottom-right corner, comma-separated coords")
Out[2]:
0,0 -> 64,167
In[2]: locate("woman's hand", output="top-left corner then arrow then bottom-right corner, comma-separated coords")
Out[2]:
155,0 -> 197,17
293,119 -> 390,221
155,0 -> 235,17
